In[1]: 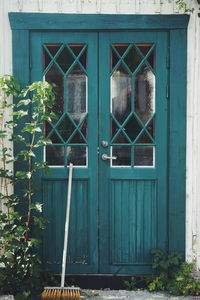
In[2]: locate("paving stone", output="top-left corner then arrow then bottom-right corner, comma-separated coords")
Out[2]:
82,290 -> 200,299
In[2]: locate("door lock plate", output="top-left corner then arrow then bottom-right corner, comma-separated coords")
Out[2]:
101,140 -> 108,148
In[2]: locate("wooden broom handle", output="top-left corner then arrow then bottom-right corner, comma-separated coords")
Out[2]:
61,163 -> 73,288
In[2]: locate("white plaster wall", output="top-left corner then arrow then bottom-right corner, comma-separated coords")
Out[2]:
0,0 -> 200,269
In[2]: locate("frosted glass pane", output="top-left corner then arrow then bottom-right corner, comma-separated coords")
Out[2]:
135,65 -> 155,124
45,64 -> 64,120
111,65 -> 131,124
112,146 -> 131,166
67,146 -> 87,166
46,146 -> 64,166
134,146 -> 154,167
67,65 -> 87,123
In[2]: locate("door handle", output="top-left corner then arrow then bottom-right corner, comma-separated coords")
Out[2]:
102,154 -> 117,161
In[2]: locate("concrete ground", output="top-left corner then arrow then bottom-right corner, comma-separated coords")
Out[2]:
0,290 -> 199,299
82,290 -> 200,299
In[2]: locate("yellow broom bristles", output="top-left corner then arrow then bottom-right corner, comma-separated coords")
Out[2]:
41,288 -> 81,300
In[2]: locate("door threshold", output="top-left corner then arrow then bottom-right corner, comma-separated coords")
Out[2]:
67,274 -> 132,276
64,274 -> 141,290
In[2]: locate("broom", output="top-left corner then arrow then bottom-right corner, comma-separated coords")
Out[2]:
41,163 -> 81,300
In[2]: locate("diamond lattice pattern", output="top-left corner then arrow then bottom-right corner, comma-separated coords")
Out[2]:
111,43 -> 156,146
43,44 -> 88,166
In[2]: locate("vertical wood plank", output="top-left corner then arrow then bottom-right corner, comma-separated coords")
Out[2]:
169,29 -> 187,253
155,30 -> 168,252
12,29 -> 30,140
17,0 -> 23,11
1,1 -> 13,103
57,0 -> 63,13
116,0 -> 121,13
12,30 -> 29,87
0,0 -> 4,213
195,14 -> 200,270
135,0 -> 140,13
155,0 -> 161,13
96,0 -> 101,13
1,0 -> 13,77
173,0 -> 179,13
37,0 -> 43,11
188,13 -> 200,267
76,0 -> 82,13
0,0 -> 4,75
185,12 -> 197,264
0,0 -> 15,213
12,29 -> 30,218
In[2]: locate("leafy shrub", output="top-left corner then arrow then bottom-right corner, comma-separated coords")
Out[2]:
123,249 -> 200,296
0,75 -> 56,299
147,249 -> 200,296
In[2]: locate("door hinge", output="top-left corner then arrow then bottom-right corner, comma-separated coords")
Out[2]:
166,84 -> 169,100
166,52 -> 170,69
29,56 -> 32,70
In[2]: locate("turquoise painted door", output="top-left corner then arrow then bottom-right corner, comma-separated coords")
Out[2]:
31,32 -> 99,274
30,31 -> 168,274
98,32 -> 168,274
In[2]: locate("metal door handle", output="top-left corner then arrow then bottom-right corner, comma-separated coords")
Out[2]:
102,154 -> 117,161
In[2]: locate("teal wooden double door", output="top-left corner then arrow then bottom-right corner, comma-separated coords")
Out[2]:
31,31 -> 168,274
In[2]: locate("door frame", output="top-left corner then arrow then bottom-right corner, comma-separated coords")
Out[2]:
9,13 -> 189,256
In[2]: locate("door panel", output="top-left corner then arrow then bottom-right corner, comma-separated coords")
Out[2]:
31,31 -> 168,275
99,32 -> 168,274
109,179 -> 157,262
31,32 -> 99,273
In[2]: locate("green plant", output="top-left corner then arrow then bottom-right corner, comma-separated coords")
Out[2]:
147,249 -> 200,296
123,276 -> 137,291
176,0 -> 194,13
176,0 -> 200,15
123,275 -> 155,291
0,75 -> 56,299
123,250 -> 200,296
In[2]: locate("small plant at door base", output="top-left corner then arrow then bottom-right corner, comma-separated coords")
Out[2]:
123,249 -> 200,296
0,75 -> 56,299
123,276 -> 137,291
147,249 -> 200,296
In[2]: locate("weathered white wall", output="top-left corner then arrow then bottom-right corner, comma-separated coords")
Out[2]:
0,0 -> 200,269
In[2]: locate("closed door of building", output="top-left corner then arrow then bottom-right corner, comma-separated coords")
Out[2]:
31,30 -> 168,274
